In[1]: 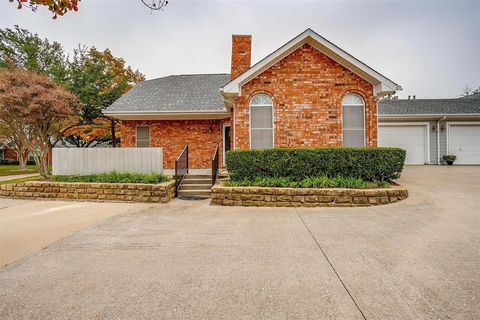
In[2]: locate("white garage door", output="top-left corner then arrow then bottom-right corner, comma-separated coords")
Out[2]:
448,124 -> 480,164
378,124 -> 428,164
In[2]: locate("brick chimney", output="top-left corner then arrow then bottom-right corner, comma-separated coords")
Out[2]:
230,35 -> 252,80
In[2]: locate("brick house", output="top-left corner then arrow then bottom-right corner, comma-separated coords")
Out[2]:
0,146 -> 18,161
104,29 -> 402,168
0,138 -> 19,162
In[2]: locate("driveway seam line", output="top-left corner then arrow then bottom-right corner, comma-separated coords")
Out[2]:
295,208 -> 367,320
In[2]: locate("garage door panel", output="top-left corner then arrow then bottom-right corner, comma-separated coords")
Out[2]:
378,125 -> 427,165
448,125 -> 480,164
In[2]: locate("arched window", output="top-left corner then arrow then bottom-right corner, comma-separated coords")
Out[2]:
342,93 -> 365,147
250,93 -> 274,149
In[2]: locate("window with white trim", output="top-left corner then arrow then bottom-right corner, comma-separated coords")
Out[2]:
342,94 -> 365,147
250,94 -> 274,149
136,126 -> 150,147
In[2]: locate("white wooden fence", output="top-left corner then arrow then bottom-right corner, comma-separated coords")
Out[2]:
52,148 -> 163,175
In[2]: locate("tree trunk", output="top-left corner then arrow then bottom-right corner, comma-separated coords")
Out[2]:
47,142 -> 53,166
39,151 -> 50,178
18,149 -> 28,170
110,118 -> 116,148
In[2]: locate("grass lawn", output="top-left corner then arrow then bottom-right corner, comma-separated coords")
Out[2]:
0,165 -> 38,177
0,175 -> 42,185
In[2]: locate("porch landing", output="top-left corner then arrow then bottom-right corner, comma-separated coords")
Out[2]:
163,168 -> 228,178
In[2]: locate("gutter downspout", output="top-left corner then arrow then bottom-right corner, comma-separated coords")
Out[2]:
437,116 -> 446,164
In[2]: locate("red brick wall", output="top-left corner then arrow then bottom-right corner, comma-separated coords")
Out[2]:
120,119 -> 228,169
230,35 -> 252,80
2,148 -> 18,161
233,43 -> 377,149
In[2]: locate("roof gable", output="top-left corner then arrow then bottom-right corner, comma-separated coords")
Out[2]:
221,29 -> 401,97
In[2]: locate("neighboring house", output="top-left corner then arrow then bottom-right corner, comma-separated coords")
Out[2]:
378,97 -> 480,165
0,140 -> 18,161
104,29 -> 401,168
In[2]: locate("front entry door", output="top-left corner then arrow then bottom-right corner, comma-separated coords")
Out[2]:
223,125 -> 231,165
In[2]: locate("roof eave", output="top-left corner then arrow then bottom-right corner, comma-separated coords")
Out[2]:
103,110 -> 230,120
379,113 -> 480,120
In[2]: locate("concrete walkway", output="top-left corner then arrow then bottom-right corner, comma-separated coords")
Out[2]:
0,173 -> 39,182
0,166 -> 479,319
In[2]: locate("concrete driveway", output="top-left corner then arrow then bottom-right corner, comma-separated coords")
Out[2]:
0,199 -> 151,266
0,166 -> 479,319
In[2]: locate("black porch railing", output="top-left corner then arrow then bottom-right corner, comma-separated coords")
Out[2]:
211,144 -> 219,186
174,144 -> 189,197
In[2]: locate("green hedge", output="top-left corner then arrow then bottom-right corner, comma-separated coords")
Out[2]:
225,147 -> 406,182
224,176 -> 389,189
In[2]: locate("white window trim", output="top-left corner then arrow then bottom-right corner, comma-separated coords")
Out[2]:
249,94 -> 275,149
342,94 -> 366,147
445,121 -> 480,156
135,125 -> 150,147
378,122 -> 430,164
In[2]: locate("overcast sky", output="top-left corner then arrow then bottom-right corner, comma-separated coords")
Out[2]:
1,0 -> 479,98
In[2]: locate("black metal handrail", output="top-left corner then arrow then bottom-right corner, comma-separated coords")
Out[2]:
211,144 -> 219,186
174,144 -> 189,197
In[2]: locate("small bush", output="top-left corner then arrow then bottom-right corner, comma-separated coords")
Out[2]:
225,147 -> 406,182
224,176 -> 389,189
52,171 -> 169,184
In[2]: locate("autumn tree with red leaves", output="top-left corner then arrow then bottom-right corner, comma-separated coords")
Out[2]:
11,0 -> 79,19
11,0 -> 168,19
0,68 -> 80,177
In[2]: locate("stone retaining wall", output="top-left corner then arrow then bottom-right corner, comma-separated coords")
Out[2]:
211,185 -> 408,207
0,180 -> 175,203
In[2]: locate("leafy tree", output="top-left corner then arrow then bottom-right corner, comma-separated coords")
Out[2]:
0,26 -> 68,84
64,47 -> 144,147
0,68 -> 80,177
62,118 -> 120,148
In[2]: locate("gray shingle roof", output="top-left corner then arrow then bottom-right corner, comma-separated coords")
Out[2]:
460,92 -> 480,99
378,98 -> 480,115
104,74 -> 230,113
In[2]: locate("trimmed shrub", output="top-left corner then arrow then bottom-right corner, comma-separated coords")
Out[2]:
225,147 -> 406,182
52,171 -> 169,184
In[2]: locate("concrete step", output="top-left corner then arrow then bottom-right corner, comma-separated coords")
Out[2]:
182,178 -> 212,185
178,189 -> 211,197
184,174 -> 211,179
179,184 -> 212,190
